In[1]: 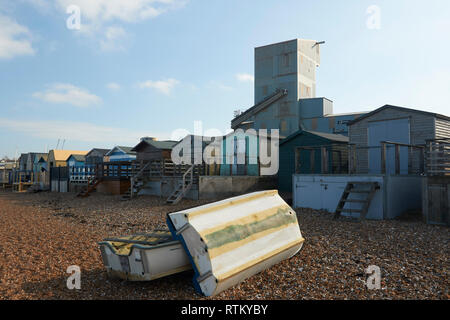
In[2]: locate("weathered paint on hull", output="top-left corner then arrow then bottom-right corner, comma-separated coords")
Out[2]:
167,190 -> 304,296
99,232 -> 192,282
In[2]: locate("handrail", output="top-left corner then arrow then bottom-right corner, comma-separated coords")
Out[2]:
130,161 -> 154,199
133,161 -> 152,180
181,165 -> 194,196
380,141 -> 425,175
380,141 -> 425,149
231,89 -> 288,129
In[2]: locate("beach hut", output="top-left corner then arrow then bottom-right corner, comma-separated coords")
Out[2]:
47,150 -> 88,192
132,137 -> 178,162
67,154 -> 87,183
105,146 -> 136,162
278,130 -> 349,194
292,105 -> 450,220
347,105 -> 450,174
47,150 -> 88,168
33,154 -> 48,187
86,148 -> 110,165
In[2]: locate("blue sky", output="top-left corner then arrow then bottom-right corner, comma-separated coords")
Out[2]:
1,0 -> 449,159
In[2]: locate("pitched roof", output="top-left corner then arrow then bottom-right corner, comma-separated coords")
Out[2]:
50,150 -> 89,161
67,154 -> 86,162
38,155 -> 48,163
19,153 -> 28,163
106,146 -> 136,156
86,148 -> 110,157
280,130 -> 349,145
118,146 -> 136,154
29,153 -> 48,162
132,138 -> 178,151
348,105 -> 450,125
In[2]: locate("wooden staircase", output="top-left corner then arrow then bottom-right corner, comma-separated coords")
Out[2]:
334,182 -> 380,220
77,178 -> 102,198
166,165 -> 194,205
121,161 -> 153,201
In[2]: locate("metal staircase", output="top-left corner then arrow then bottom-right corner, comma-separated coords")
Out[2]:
334,182 -> 380,220
231,89 -> 288,129
166,165 -> 194,205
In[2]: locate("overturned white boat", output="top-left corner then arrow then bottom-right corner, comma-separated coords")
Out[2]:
99,230 -> 192,281
167,190 -> 305,296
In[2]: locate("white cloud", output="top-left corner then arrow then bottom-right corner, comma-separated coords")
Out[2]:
33,83 -> 102,107
106,82 -> 121,90
138,78 -> 179,95
236,73 -> 254,83
56,0 -> 186,24
24,0 -> 187,50
56,0 -> 186,49
99,26 -> 127,51
23,0 -> 51,10
0,118 -> 168,144
0,14 -> 35,59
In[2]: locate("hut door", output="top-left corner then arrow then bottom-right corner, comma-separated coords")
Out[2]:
296,148 -> 321,174
368,119 -> 410,174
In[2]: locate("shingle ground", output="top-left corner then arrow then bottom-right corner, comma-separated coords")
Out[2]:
0,190 -> 448,300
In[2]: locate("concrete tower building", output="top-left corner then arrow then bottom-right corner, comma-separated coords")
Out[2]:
232,39 -> 365,137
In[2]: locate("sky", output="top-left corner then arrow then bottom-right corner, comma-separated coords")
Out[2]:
0,0 -> 449,159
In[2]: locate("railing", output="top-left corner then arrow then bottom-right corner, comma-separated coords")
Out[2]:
182,165 -> 194,194
348,142 -> 427,175
380,141 -> 425,175
69,165 -> 96,182
295,144 -> 348,174
94,159 -> 207,181
130,161 -> 153,198
425,138 -> 450,176
96,162 -> 136,179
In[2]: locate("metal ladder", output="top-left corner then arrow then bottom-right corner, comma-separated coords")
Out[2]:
334,182 -> 380,220
166,165 -> 194,205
